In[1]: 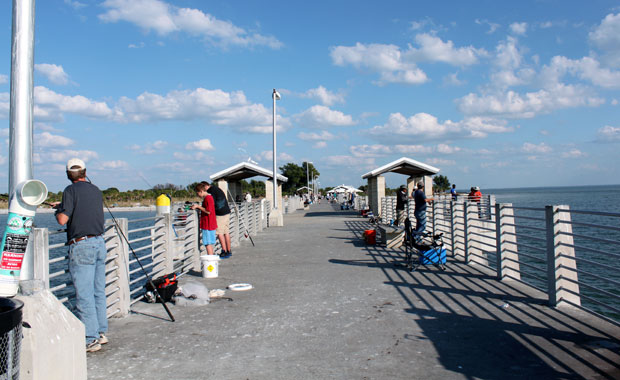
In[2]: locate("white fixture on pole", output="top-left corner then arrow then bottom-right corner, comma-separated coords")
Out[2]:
272,89 -> 281,210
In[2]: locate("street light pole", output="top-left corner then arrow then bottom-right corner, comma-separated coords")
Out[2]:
272,89 -> 281,210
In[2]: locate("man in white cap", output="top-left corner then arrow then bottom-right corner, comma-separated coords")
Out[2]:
52,158 -> 108,352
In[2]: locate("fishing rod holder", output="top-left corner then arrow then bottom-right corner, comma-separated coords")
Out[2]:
0,179 -> 48,297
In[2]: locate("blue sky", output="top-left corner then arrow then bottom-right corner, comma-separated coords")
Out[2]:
1,0 -> 619,192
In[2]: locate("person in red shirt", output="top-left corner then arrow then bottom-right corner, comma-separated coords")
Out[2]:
192,183 -> 218,255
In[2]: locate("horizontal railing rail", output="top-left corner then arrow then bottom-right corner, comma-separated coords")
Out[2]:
32,198 -> 274,318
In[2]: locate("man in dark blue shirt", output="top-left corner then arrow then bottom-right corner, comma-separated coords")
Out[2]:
413,182 -> 433,242
53,158 -> 108,353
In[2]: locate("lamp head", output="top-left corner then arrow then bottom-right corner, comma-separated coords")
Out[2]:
273,89 -> 281,100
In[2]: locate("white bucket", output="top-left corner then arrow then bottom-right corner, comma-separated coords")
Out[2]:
200,255 -> 220,278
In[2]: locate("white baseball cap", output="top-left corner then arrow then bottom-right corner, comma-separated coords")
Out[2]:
66,158 -> 86,171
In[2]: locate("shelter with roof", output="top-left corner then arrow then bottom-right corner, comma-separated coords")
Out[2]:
361,157 -> 439,217
210,161 -> 288,226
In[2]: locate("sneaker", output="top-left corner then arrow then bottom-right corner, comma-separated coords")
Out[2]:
220,251 -> 232,259
86,340 -> 101,353
99,333 -> 108,345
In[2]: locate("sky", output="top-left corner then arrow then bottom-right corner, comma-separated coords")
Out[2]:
1,0 -> 619,192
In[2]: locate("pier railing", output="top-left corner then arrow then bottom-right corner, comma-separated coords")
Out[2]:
31,200 -> 271,318
380,195 -> 620,322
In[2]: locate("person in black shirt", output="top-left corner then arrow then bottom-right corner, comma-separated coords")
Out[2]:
52,158 -> 108,353
202,181 -> 232,258
395,185 -> 408,226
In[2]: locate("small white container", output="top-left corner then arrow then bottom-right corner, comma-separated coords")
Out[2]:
200,255 -> 220,278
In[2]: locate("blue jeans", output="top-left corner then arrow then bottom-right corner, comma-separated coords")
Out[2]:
414,210 -> 427,241
69,236 -> 108,344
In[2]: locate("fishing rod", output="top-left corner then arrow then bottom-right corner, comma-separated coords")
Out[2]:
0,193 -> 56,208
87,177 -> 176,322
226,189 -> 255,247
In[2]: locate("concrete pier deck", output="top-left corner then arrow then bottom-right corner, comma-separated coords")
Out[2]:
87,203 -> 620,380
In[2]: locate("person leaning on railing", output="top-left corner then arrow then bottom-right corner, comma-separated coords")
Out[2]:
413,182 -> 434,242
50,158 -> 109,353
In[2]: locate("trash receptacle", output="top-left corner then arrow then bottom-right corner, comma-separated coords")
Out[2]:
0,298 -> 23,380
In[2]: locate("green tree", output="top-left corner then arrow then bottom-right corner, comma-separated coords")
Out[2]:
279,162 -> 304,194
433,175 -> 451,193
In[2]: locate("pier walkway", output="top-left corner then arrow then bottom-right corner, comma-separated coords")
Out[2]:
87,203 -> 620,380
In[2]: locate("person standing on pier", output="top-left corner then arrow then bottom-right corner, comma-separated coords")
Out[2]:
202,181 -> 232,258
51,158 -> 108,353
395,185 -> 408,226
192,183 -> 218,255
413,182 -> 433,242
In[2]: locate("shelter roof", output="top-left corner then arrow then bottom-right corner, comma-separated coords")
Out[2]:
361,157 -> 439,179
210,161 -> 288,183
327,184 -> 362,193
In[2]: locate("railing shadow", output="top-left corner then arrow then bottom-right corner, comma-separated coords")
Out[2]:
332,218 -> 620,379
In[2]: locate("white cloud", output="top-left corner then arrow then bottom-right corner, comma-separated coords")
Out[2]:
330,42 -> 428,85
253,150 -> 293,162
297,131 -> 336,141
324,155 -> 375,167
186,138 -> 215,151
443,72 -> 465,86
301,86 -> 345,106
542,56 -> 620,89
99,160 -> 129,169
128,42 -> 145,49
35,64 -> 70,85
589,13 -> 620,67
35,132 -> 74,148
366,112 -> 512,142
294,105 -> 356,129
115,87 -> 285,133
349,144 -> 392,158
330,35 -> 485,85
99,0 -> 282,49
426,158 -> 455,166
130,140 -> 168,154
34,86 -> 114,121
34,150 -> 98,165
173,151 -> 215,163
457,83 -> 604,118
521,142 -> 552,154
0,155 -> 5,165
0,74 -> 7,84
64,0 -> 86,9
509,22 -> 528,35
348,143 -> 461,158
475,19 -> 500,34
313,141 -> 327,149
407,33 -> 486,65
561,149 -> 587,158
0,93 -> 9,119
596,125 -> 620,142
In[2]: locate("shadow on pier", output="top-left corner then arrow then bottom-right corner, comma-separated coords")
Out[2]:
88,203 -> 620,380
330,216 -> 620,380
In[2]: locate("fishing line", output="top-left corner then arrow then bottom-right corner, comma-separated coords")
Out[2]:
226,189 -> 255,247
87,176 -> 175,322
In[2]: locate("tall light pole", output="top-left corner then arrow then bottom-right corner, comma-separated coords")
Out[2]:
272,89 -> 281,210
306,161 -> 312,197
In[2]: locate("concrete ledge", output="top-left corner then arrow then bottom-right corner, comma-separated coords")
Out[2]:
377,225 -> 404,248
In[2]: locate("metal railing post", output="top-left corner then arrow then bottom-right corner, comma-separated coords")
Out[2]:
432,200 -> 436,236
545,205 -> 580,307
450,201 -> 455,257
464,202 -> 470,264
153,213 -> 173,274
107,218 -> 130,318
495,203 -> 521,281
32,227 -> 50,288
